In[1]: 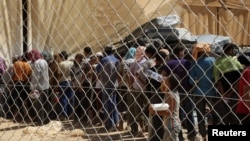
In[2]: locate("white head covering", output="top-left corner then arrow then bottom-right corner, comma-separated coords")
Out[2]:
135,46 -> 146,61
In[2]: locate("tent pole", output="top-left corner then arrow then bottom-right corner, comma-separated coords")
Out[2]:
22,0 -> 28,53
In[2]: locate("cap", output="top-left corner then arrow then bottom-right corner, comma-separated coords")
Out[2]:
96,51 -> 103,57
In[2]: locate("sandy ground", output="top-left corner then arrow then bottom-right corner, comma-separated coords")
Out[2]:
0,117 -> 150,141
0,117 -> 192,141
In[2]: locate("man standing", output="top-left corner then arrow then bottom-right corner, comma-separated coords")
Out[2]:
57,51 -> 74,120
83,46 -> 93,60
96,46 -> 119,132
81,47 -> 94,124
28,50 -> 50,125
189,43 -> 217,141
127,46 -> 147,137
213,43 -> 243,125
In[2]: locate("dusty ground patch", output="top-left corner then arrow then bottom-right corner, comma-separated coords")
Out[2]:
0,118 -> 150,141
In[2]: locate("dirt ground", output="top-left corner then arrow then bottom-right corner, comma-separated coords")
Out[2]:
0,117 -> 192,141
0,117 -> 150,141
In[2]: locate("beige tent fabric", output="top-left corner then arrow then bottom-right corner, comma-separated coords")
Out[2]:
0,0 -> 22,64
0,0 -> 249,64
29,0 -> 176,55
183,0 -> 250,9
182,0 -> 222,7
218,8 -> 250,45
180,5 -> 218,35
224,0 -> 250,9
180,0 -> 250,46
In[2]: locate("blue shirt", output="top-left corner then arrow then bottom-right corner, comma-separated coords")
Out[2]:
189,56 -> 217,96
96,54 -> 119,88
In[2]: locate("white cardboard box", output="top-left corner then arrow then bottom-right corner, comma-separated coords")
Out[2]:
151,103 -> 169,111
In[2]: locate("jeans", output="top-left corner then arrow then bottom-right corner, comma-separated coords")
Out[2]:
102,88 -> 119,130
59,81 -> 74,118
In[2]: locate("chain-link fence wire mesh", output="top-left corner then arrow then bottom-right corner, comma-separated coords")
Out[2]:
0,0 -> 250,141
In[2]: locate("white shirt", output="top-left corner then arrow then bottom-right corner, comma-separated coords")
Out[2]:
30,59 -> 50,91
58,60 -> 74,82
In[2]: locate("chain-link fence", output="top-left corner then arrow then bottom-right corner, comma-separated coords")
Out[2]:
0,1 -> 250,141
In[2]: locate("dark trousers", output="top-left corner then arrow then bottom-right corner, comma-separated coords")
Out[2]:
148,113 -> 164,141
194,96 -> 217,137
33,89 -> 50,125
179,94 -> 197,140
11,81 -> 30,119
214,97 -> 239,125
217,71 -> 240,125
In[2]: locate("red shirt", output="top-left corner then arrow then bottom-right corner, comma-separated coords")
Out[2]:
236,67 -> 250,114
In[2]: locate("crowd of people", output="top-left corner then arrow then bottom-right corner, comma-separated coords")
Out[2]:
0,40 -> 250,141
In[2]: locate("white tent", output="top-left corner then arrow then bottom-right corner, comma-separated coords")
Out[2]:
0,0 -> 249,64
0,0 -> 180,64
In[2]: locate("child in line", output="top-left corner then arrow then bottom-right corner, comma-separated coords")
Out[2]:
149,74 -> 181,141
